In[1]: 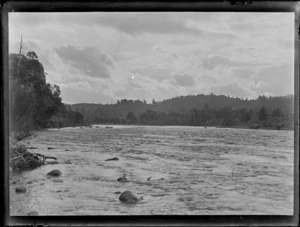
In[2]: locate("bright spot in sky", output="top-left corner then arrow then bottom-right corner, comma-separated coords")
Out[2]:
131,75 -> 135,79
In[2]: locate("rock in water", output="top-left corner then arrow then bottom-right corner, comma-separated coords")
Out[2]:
117,174 -> 129,182
15,186 -> 27,193
105,157 -> 119,161
119,191 -> 143,204
47,169 -> 62,177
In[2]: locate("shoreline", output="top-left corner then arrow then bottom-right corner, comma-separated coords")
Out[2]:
50,123 -> 294,131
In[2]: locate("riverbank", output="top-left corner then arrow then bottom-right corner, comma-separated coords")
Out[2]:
76,122 -> 294,131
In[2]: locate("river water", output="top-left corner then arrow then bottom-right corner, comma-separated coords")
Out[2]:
9,125 -> 294,215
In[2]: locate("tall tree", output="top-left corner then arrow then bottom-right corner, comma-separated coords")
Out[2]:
259,106 -> 268,121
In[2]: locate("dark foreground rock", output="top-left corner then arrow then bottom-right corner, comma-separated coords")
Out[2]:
27,211 -> 38,216
105,157 -> 119,161
15,186 -> 27,193
47,169 -> 62,177
119,191 -> 143,204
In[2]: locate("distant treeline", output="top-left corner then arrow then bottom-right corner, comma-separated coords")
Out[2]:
70,94 -> 294,130
9,51 -> 83,132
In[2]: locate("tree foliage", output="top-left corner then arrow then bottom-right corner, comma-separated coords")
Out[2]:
259,106 -> 268,121
70,94 -> 294,130
9,51 -> 83,131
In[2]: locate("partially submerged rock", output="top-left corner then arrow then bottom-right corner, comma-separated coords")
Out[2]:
105,157 -> 119,161
119,191 -> 143,204
15,186 -> 27,193
47,169 -> 62,177
64,160 -> 72,164
117,174 -> 129,183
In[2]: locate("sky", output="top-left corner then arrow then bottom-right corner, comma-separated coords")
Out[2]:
9,12 -> 294,104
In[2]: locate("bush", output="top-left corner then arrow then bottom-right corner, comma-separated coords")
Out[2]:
14,130 -> 33,141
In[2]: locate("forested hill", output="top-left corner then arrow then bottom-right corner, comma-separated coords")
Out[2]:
9,51 -> 84,133
69,94 -> 294,130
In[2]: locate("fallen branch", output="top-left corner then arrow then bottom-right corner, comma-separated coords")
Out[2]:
10,144 -> 58,171
11,154 -> 26,161
32,152 -> 57,160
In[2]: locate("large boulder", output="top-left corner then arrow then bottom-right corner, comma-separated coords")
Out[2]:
15,186 -> 27,193
119,191 -> 143,204
47,169 -> 62,177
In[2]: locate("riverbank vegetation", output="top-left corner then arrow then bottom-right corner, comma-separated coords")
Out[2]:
9,49 -> 83,171
71,94 -> 294,130
9,50 -> 83,138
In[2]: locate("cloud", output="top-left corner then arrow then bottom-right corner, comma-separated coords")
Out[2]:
90,13 -> 195,35
8,12 -> 294,104
201,54 -> 265,70
61,85 -> 116,104
132,67 -> 171,82
54,45 -> 114,78
232,68 -> 256,79
173,73 -> 195,87
256,64 -> 294,95
212,83 -> 253,98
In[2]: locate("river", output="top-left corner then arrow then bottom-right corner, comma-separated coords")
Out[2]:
9,125 -> 294,215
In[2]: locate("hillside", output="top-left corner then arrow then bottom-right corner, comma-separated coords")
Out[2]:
69,94 -> 294,130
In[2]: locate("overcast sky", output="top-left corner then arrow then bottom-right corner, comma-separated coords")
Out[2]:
9,12 -> 294,104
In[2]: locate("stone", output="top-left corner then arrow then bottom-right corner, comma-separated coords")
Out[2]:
105,157 -> 119,161
64,160 -> 72,164
47,169 -> 62,177
15,186 -> 27,193
119,191 -> 143,204
117,174 -> 129,183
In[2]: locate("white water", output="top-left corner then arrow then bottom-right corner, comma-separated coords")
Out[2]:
10,125 -> 294,215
